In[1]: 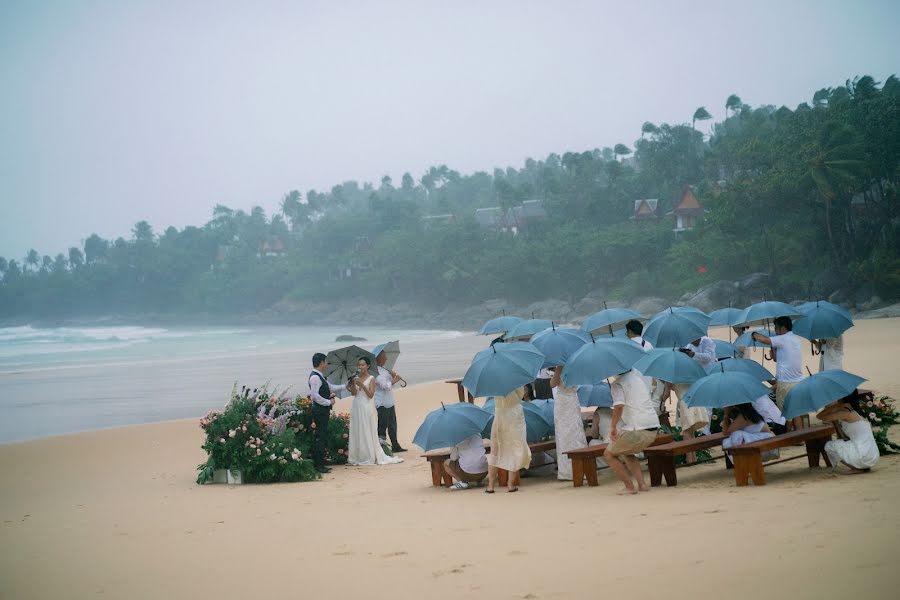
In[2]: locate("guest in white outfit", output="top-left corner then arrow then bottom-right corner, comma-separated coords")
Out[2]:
816,391 -> 879,474
664,335 -> 715,463
732,326 -> 749,359
721,403 -> 774,449
550,366 -> 588,481
444,433 -> 488,490
603,369 -> 658,495
753,317 -> 806,431
815,336 -> 844,371
485,387 -> 531,493
347,357 -> 403,466
752,391 -> 788,435
374,350 -> 406,452
625,319 -> 667,426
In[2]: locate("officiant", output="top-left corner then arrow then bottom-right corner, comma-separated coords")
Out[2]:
375,350 -> 407,453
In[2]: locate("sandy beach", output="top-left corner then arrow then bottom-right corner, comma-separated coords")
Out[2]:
2,318 -> 900,599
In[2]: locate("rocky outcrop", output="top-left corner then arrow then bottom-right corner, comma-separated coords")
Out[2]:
854,302 -> 900,319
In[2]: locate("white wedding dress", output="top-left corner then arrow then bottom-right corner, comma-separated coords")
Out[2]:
553,382 -> 587,480
348,375 -> 403,466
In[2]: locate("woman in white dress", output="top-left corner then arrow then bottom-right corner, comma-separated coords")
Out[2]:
550,367 -> 587,480
485,387 -> 531,493
816,391 -> 879,473
347,357 -> 403,466
815,336 -> 844,371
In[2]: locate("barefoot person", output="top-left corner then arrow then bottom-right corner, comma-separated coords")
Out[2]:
308,352 -> 348,474
603,369 -> 658,495
347,357 -> 403,466
752,317 -> 805,430
816,391 -> 879,474
374,350 -> 406,452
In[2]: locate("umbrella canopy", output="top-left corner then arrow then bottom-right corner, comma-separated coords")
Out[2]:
716,357 -> 774,381
681,371 -> 771,409
631,348 -> 708,384
530,326 -> 590,367
462,342 -> 545,398
577,383 -> 613,408
735,300 -> 804,327
530,398 -> 556,423
791,301 -> 854,340
651,306 -> 710,320
712,339 -> 738,359
482,400 -> 554,443
371,340 -> 400,371
324,345 -> 378,396
709,307 -> 745,327
782,370 -> 867,420
562,338 -> 647,386
581,308 -> 643,335
643,307 -> 711,348
478,315 -> 523,336
506,319 -> 554,340
413,402 -> 493,452
734,328 -> 773,348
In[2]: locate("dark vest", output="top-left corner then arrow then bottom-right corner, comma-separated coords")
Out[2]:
310,371 -> 331,406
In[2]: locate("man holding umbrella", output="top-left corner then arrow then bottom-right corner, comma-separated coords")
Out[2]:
308,352 -> 348,474
375,350 -> 407,453
752,316 -> 806,431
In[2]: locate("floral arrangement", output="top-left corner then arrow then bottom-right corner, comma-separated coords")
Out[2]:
196,383 -> 351,484
865,395 -> 899,455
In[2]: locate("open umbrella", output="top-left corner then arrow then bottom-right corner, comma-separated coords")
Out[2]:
581,307 -> 643,335
791,301 -> 854,341
324,345 -> 378,396
413,402 -> 493,452
651,306 -> 710,320
782,370 -> 867,420
734,328 -> 773,349
562,337 -> 647,386
371,340 -> 400,371
462,342 -> 545,398
631,348 -> 708,384
506,319 -> 554,340
643,307 -> 710,348
681,370 -> 771,409
712,339 -> 738,359
709,307 -> 745,327
478,315 -> 523,336
577,383 -> 613,408
735,300 -> 803,327
715,357 -> 774,381
530,398 -> 556,423
482,400 -> 554,443
530,326 -> 590,367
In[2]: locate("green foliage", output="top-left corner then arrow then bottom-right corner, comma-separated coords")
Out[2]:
866,395 -> 900,455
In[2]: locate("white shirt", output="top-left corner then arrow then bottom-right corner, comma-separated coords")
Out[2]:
611,370 -> 659,431
686,337 -> 716,373
770,331 -> 803,382
308,369 -> 346,407
450,434 -> 488,474
751,394 -> 786,426
821,336 -> 844,371
629,335 -> 653,350
374,367 -> 395,408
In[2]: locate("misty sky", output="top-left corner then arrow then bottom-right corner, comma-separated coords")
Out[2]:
1,0 -> 898,261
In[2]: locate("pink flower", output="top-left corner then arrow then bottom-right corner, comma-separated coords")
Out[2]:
867,401 -> 874,407
241,425 -> 247,432
869,412 -> 876,419
338,449 -> 344,455
342,433 -> 349,439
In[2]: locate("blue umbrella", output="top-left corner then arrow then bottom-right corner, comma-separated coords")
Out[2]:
506,319 -> 554,340
530,326 -> 590,367
682,371 -> 771,409
577,383 -> 613,408
715,357 -> 774,381
482,400 -> 554,443
413,402 -> 494,451
735,300 -> 803,327
481,397 -> 496,411
530,398 -> 556,423
581,307 -> 643,335
631,348 -> 708,384
712,339 -> 738,359
651,306 -> 710,320
562,338 -> 647,386
478,315 -> 523,336
709,307 -> 745,327
643,307 -> 710,348
791,301 -> 854,340
595,328 -> 629,339
782,370 -> 867,420
734,328 -> 773,349
462,342 -> 545,398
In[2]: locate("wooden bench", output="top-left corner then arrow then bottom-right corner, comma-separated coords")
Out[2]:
445,378 -> 475,404
564,433 -> 675,487
645,432 -> 727,487
423,439 -> 557,487
728,424 -> 834,486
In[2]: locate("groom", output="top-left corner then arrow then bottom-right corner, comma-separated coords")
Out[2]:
308,353 -> 347,474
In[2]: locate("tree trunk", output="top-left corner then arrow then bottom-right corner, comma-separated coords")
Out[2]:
824,195 -> 839,262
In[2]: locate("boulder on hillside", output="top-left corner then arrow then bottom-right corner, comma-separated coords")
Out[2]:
737,272 -> 774,293
679,280 -> 739,314
572,296 -> 605,318
522,299 -> 573,324
854,302 -> 900,320
631,297 -> 670,317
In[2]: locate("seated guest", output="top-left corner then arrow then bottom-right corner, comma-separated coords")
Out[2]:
721,403 -> 774,450
752,391 -> 788,435
444,433 -> 488,490
816,391 -> 879,474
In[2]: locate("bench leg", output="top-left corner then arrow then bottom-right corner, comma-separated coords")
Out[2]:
733,453 -> 765,486
806,437 -> 831,468
649,455 -> 677,487
430,459 -> 444,487
572,457 -> 584,488
585,460 -> 599,487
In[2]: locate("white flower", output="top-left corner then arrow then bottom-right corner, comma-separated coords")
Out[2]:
270,454 -> 276,460
869,412 -> 877,419
228,429 -> 236,438
219,438 -> 226,444
256,449 -> 261,455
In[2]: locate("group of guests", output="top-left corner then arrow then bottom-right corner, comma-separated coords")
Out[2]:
443,316 -> 878,495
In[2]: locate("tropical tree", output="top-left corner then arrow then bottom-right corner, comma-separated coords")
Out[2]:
641,121 -> 658,139
613,143 -> 632,162
692,106 -> 712,130
84,233 -> 109,264
132,221 -> 154,243
725,94 -> 742,117
0,256 -> 6,276
68,247 -> 84,269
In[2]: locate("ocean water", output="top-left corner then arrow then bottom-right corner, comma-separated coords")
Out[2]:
0,324 -> 482,443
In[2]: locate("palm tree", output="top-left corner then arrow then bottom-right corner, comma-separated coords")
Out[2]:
692,107 -> 712,130
725,95 -> 742,118
25,249 -> 39,274
613,143 -> 632,162
641,121 -> 658,139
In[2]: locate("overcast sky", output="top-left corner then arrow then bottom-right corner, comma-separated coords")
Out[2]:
1,0 -> 897,260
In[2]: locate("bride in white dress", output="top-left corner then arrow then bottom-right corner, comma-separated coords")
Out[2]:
347,357 -> 403,466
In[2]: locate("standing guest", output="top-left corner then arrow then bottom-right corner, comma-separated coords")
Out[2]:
815,336 -> 844,371
308,352 -> 348,474
444,433 -> 488,490
626,319 -> 668,426
347,357 -> 403,466
625,319 -> 653,350
733,326 -> 749,359
752,317 -> 805,430
603,369 -> 658,495
816,391 -> 879,474
374,350 -> 406,452
664,336 -> 715,463
550,366 -> 588,481
485,387 -> 531,493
